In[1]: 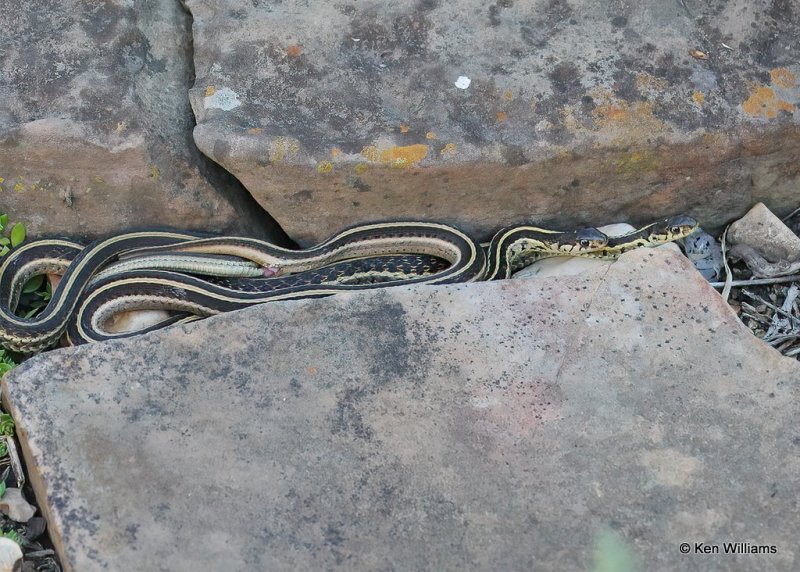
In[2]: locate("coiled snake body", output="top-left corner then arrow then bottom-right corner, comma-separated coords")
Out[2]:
0,216 -> 697,353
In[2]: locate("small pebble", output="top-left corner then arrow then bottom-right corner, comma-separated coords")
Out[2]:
0,489 -> 36,523
0,537 -> 22,572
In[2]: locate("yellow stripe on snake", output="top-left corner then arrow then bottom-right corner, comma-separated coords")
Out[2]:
0,216 -> 697,353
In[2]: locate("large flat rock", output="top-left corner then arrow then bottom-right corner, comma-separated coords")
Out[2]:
186,0 -> 800,245
0,0 -> 274,238
4,250 -> 799,571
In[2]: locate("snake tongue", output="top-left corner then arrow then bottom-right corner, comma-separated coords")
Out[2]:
262,266 -> 280,277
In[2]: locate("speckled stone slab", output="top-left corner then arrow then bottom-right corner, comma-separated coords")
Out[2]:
0,0 -> 274,239
4,250 -> 799,571
186,0 -> 799,245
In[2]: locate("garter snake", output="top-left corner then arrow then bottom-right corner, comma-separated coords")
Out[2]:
502,214 -> 700,269
64,223 -> 613,346
578,215 -> 698,258
0,231 -> 209,353
1,222 -> 486,352
0,216 -> 697,352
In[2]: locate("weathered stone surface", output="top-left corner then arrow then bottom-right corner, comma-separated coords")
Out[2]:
729,202 -> 800,262
4,250 -> 799,571
186,0 -> 800,245
0,0 -> 276,239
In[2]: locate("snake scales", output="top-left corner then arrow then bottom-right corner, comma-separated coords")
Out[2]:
0,215 -> 697,353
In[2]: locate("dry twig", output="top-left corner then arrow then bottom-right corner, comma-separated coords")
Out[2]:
710,274 -> 800,288
720,226 -> 733,301
741,289 -> 800,329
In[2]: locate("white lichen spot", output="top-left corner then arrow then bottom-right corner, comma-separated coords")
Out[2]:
204,87 -> 242,111
455,76 -> 471,89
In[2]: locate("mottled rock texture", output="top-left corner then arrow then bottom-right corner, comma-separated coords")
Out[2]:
0,0 -> 276,239
4,250 -> 799,571
186,0 -> 800,246
728,202 -> 800,262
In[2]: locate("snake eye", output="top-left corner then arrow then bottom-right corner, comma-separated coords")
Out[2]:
579,239 -> 590,248
670,226 -> 680,234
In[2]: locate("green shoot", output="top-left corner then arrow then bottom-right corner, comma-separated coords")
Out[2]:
0,350 -> 15,376
0,528 -> 25,546
9,223 -> 25,248
0,415 -> 14,437
0,467 -> 9,500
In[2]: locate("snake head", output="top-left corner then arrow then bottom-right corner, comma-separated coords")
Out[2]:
653,215 -> 699,242
569,227 -> 609,253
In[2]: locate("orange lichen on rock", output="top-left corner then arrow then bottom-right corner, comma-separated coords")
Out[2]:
594,103 -> 628,122
360,146 -> 379,162
692,91 -> 705,105
316,160 -> 333,173
770,68 -> 796,89
440,143 -> 457,157
330,147 -> 341,158
591,98 -> 670,141
425,131 -> 436,140
361,144 -> 429,167
380,144 -> 428,167
399,124 -> 410,134
204,86 -> 216,96
496,111 -> 508,122
742,85 -> 795,119
269,138 -> 300,163
287,44 -> 302,57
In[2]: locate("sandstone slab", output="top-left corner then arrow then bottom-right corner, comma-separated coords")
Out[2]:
0,0 -> 276,239
186,0 -> 800,245
4,250 -> 800,571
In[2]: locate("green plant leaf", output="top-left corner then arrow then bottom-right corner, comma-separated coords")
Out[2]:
0,529 -> 25,546
0,214 -> 7,232
0,247 -> 8,257
0,238 -> 9,246
0,350 -> 14,374
0,466 -> 9,499
0,414 -> 14,436
23,307 -> 40,319
0,442 -> 6,458
22,275 -> 44,294
37,281 -> 52,301
23,299 -> 48,318
9,223 -> 25,248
